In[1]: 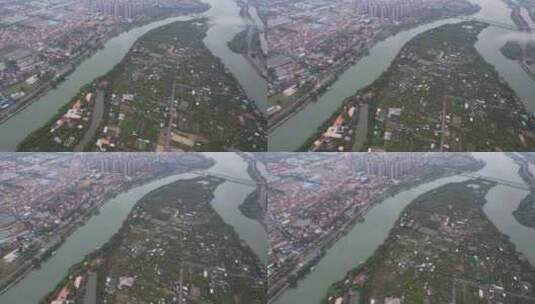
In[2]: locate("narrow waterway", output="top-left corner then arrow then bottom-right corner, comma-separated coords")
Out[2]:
269,0 -> 535,151
273,153 -> 535,304
0,0 -> 267,151
0,154 -> 266,303
202,0 -> 268,110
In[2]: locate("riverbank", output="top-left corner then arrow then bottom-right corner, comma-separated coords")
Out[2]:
268,157 -> 485,303
0,4 -> 209,127
0,158 -> 214,298
239,189 -> 264,222
303,21 -> 535,152
266,2 -> 480,133
267,45 -> 371,133
323,179 -> 535,303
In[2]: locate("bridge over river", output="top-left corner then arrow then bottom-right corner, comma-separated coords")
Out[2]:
190,170 -> 261,186
457,16 -> 533,31
444,168 -> 531,191
173,162 -> 264,187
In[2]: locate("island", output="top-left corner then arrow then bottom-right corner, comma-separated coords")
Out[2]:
508,152 -> 535,229
501,40 -> 535,81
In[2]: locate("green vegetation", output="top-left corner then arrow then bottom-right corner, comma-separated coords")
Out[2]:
501,39 -> 535,61
501,40 -> 524,61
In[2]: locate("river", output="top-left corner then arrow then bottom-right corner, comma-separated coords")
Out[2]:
0,153 -> 266,303
269,0 -> 535,151
272,152 -> 535,304
0,0 -> 267,152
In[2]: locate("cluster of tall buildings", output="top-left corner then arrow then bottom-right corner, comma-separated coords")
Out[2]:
352,0 -> 423,21
78,153 -> 208,176
95,157 -> 143,176
78,154 -> 160,176
86,0 -> 157,19
348,153 -> 424,180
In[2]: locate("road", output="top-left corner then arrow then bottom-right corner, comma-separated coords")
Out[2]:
82,272 -> 97,304
74,90 -> 104,151
163,82 -> 177,152
439,97 -> 447,151
351,103 -> 369,151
